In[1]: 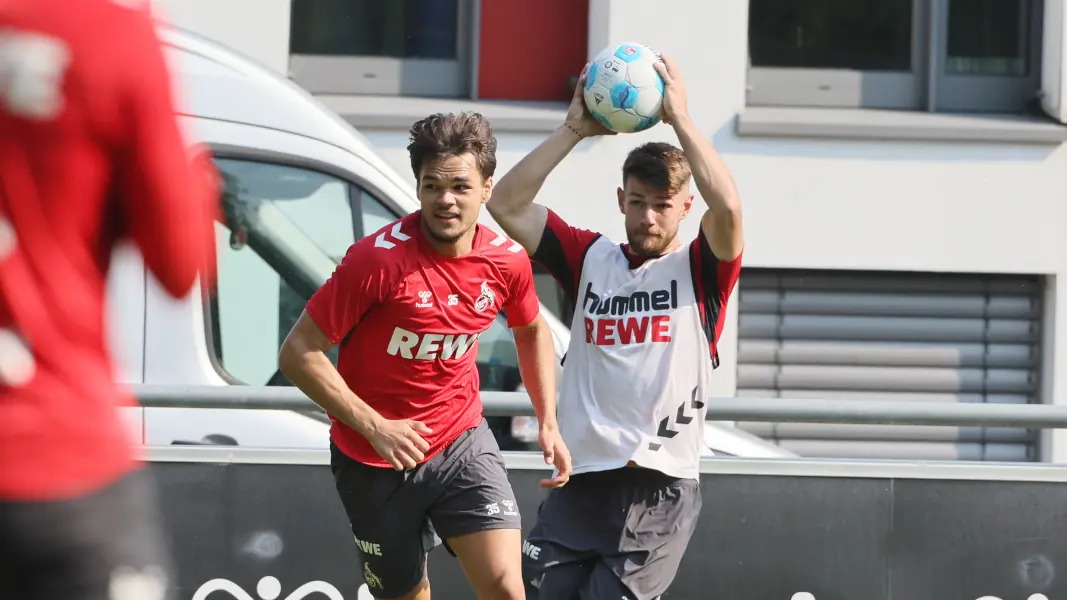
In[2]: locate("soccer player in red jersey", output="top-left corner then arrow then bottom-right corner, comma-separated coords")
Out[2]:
278,112 -> 571,600
0,0 -> 218,598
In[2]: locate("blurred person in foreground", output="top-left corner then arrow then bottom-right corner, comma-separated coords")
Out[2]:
0,0 -> 217,598
279,112 -> 570,600
487,55 -> 744,599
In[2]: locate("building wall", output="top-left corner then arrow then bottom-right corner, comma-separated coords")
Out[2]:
152,0 -> 1067,458
151,0 -> 292,76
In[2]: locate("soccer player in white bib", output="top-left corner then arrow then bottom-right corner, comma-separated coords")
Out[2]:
487,54 -> 743,599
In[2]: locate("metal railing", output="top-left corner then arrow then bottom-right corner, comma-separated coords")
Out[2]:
131,384 -> 1067,429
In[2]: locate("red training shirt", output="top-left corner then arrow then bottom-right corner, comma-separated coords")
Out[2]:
0,0 -> 218,500
306,211 -> 541,467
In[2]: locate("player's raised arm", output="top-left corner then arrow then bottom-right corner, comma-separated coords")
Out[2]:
654,55 -> 744,262
113,4 -> 218,298
487,64 -> 615,254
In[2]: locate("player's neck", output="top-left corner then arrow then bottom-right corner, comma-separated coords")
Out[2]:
420,219 -> 477,258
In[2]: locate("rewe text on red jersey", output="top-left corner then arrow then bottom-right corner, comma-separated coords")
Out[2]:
386,327 -> 480,360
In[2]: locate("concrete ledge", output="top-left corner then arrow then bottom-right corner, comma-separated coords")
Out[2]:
142,446 -> 1067,481
315,94 -> 567,133
736,106 -> 1067,145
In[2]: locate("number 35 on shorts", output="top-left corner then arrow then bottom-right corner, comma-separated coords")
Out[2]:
486,500 -> 517,517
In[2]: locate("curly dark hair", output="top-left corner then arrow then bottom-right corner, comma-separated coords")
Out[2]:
622,142 -> 692,195
406,112 -> 498,180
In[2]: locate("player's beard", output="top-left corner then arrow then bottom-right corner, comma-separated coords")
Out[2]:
626,227 -> 677,257
422,213 -> 474,244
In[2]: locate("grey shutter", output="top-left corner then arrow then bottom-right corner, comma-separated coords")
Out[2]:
736,269 -> 1044,462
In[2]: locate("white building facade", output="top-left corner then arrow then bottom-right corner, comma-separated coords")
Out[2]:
152,0 -> 1067,463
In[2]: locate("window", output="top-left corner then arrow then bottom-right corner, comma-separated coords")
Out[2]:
288,0 -> 475,97
359,190 -> 397,237
747,0 -> 1042,113
735,268 -> 1043,462
211,159 -> 356,385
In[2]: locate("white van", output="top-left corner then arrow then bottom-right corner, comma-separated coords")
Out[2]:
109,23 -> 794,460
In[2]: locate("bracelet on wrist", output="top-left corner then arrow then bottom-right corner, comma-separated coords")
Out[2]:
564,123 -> 583,139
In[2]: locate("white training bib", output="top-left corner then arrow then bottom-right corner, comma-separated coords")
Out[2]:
558,238 -> 714,480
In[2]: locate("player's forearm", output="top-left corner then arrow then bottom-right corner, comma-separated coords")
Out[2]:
672,115 -> 741,215
278,343 -> 383,438
488,125 -> 579,221
513,316 -> 559,430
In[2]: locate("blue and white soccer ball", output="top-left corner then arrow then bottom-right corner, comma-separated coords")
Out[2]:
583,42 -> 665,134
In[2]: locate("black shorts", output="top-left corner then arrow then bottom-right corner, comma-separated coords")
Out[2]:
331,418 -> 521,599
0,467 -> 173,600
523,467 -> 701,600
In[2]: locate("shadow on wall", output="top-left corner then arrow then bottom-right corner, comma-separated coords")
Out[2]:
362,114 -> 1060,166
711,116 -> 1061,164
359,127 -> 604,157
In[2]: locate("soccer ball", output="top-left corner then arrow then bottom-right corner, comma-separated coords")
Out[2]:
583,42 -> 665,134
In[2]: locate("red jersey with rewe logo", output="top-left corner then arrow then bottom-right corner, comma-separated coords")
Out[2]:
306,211 -> 541,467
0,0 -> 218,500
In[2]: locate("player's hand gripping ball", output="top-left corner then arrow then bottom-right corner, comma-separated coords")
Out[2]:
583,42 -> 665,134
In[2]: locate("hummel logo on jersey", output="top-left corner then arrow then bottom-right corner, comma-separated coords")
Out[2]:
416,290 -> 433,308
374,222 -> 411,249
387,327 -> 480,360
474,281 -> 496,312
582,280 -> 678,346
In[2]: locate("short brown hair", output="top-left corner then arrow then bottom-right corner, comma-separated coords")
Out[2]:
406,112 -> 498,180
622,142 -> 691,195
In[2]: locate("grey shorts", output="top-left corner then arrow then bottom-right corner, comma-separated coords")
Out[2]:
330,418 -> 521,599
523,467 -> 701,600
0,468 -> 174,600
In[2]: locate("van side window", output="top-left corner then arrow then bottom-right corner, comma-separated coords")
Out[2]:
209,159 -> 358,385
359,188 -> 396,236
